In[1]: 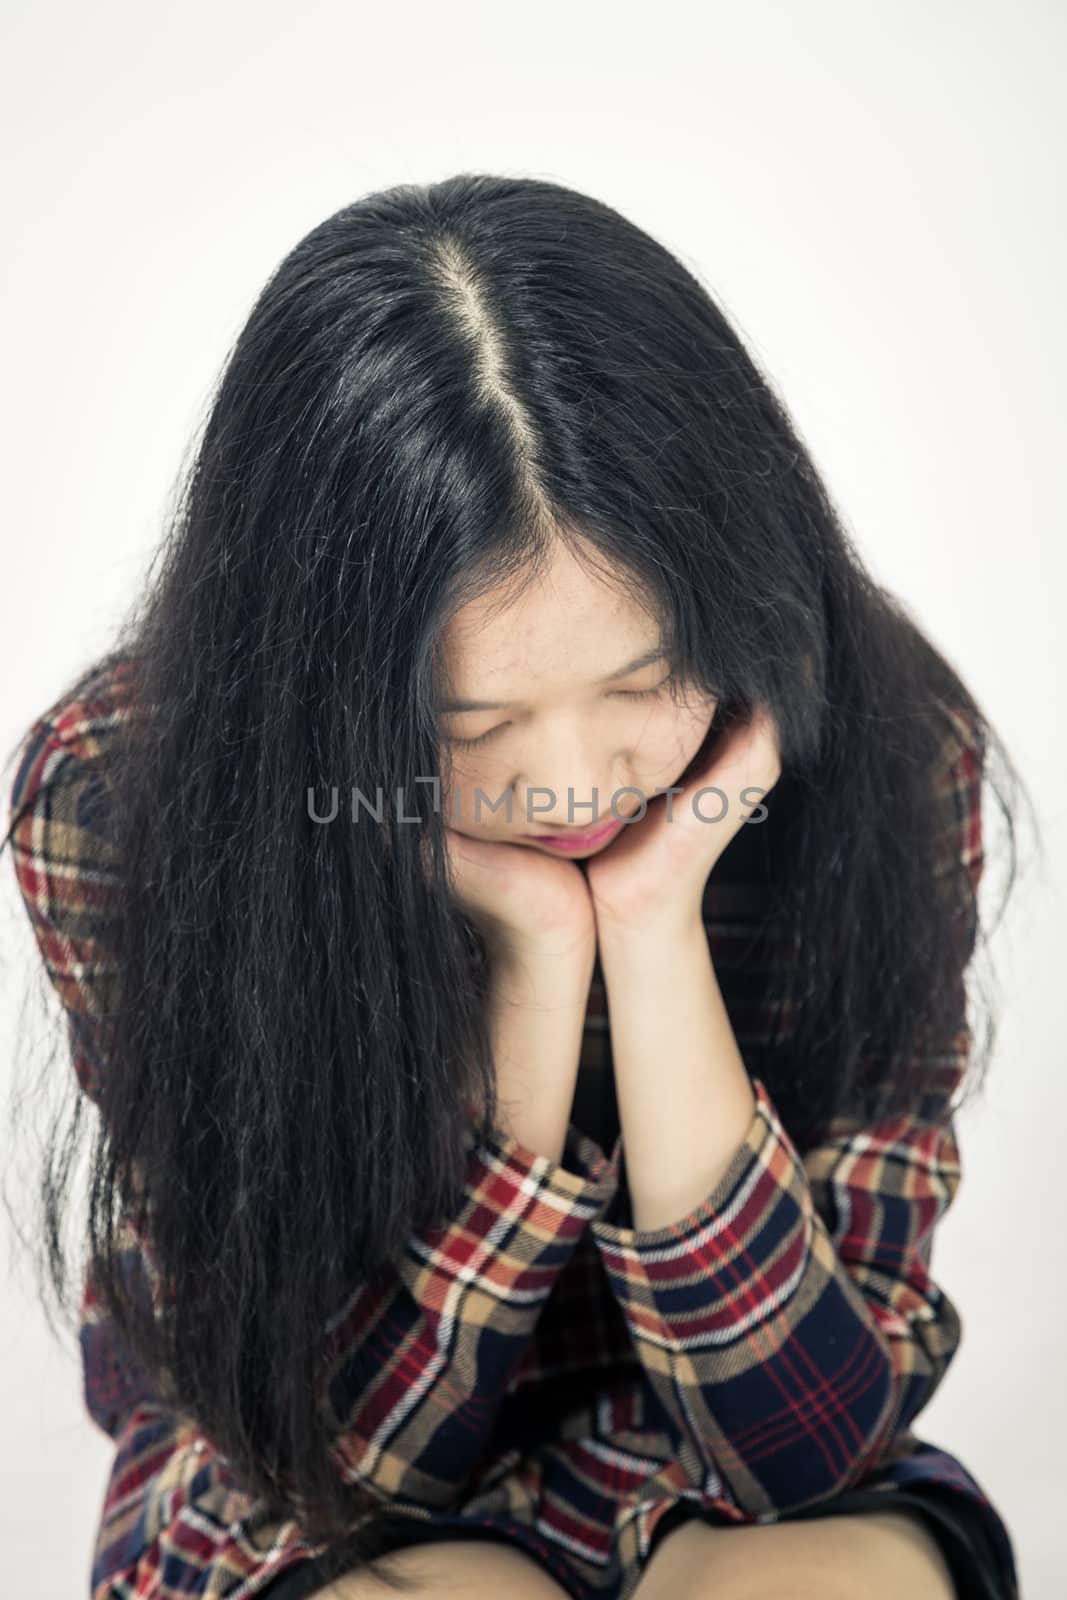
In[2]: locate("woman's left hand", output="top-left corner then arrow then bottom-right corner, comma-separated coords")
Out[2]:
585,702 -> 782,935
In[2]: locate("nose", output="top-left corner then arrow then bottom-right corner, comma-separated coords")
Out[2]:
516,767 -> 622,834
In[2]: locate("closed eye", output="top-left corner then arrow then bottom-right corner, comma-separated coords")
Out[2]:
611,683 -> 667,700
447,726 -> 499,751
445,678 -> 673,750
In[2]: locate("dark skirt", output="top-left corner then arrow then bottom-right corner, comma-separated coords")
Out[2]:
259,1485 -> 1014,1600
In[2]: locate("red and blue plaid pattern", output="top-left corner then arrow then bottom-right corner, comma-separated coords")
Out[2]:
6,655 -> 1018,1599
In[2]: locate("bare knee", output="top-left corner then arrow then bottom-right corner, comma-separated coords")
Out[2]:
631,1511 -> 955,1600
301,1537 -> 573,1600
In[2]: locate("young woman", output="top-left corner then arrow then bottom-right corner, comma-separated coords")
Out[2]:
3,173 -> 1030,1600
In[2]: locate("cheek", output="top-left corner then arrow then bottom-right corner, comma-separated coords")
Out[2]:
680,698 -> 719,754
439,757 -> 499,829
634,698 -> 717,765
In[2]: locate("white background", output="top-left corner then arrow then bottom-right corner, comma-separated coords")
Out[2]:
0,2 -> 1062,1595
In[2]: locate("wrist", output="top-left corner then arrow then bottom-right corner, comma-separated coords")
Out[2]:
486,937 -> 596,1168
594,899 -> 706,961
490,932 -> 597,995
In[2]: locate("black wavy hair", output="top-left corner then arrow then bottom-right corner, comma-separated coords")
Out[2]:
0,172 -> 1038,1586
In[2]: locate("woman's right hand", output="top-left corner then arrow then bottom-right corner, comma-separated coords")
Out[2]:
437,828 -> 598,1154
437,826 -> 597,972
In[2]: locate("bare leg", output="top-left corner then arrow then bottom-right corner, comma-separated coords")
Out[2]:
300,1538 -> 574,1600
631,1508 -> 957,1600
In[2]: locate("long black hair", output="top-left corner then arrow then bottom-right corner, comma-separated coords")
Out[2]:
0,172 -> 1038,1581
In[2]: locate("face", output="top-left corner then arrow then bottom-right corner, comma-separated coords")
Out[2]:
435,539 -> 719,857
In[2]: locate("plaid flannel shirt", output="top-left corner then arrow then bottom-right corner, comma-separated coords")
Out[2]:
6,653 -> 1019,1600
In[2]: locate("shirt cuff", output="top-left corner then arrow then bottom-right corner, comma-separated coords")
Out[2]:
415,1117 -> 622,1297
590,1076 -> 778,1261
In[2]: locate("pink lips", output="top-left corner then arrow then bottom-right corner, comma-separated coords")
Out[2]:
528,817 -> 626,852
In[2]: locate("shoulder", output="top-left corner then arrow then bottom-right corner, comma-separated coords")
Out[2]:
6,652 -> 139,1099
7,650 -> 139,837
6,649 -> 139,958
930,698 -> 986,893
934,698 -> 986,781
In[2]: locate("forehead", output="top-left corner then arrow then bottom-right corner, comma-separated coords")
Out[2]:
437,540 -> 657,688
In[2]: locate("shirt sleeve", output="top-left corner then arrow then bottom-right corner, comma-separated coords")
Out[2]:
588,707 -> 985,1517
7,710 -> 175,1366
7,712 -> 123,1110
322,1123 -> 618,1507
6,706 -> 621,1505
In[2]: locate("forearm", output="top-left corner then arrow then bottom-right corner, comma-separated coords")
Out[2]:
597,910 -> 756,1232
488,940 -> 597,1166
590,916 -> 968,1513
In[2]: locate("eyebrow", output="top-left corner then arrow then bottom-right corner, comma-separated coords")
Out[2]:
438,647 -> 668,714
